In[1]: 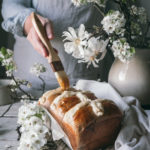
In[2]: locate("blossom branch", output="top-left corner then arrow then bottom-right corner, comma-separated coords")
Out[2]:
39,75 -> 46,94
93,3 -> 105,17
12,75 -> 32,99
0,103 -> 14,118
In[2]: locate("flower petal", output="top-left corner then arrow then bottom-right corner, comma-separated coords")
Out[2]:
68,27 -> 77,39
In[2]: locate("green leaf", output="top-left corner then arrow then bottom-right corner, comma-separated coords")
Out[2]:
122,0 -> 126,3
120,39 -> 126,44
100,0 -> 104,4
5,54 -> 10,59
0,47 -> 7,56
81,0 -> 87,4
130,47 -> 136,53
107,10 -> 114,15
35,113 -> 42,119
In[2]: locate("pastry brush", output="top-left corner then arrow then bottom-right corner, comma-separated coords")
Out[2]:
31,12 -> 69,90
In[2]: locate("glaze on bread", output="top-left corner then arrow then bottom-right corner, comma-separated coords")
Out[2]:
39,88 -> 122,150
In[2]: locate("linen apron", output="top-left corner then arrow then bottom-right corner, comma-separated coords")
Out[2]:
14,0 -> 111,91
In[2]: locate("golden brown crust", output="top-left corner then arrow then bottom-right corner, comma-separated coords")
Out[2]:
78,100 -> 122,149
73,105 -> 97,133
39,88 -> 123,150
58,96 -> 81,114
83,92 -> 97,100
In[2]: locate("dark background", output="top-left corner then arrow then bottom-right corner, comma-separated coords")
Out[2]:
0,0 -> 15,78
0,0 -> 7,78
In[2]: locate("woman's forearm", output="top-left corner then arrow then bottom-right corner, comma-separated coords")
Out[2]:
1,0 -> 35,36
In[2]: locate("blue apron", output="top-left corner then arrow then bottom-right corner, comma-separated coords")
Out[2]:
14,0 -> 109,91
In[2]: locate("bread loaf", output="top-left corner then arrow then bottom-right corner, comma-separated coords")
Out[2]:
39,87 -> 123,150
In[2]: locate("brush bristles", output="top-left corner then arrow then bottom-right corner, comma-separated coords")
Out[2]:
55,71 -> 70,90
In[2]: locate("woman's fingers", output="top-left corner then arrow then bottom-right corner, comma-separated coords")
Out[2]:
27,27 -> 48,57
25,13 -> 57,57
27,27 -> 58,57
38,15 -> 54,39
45,21 -> 54,39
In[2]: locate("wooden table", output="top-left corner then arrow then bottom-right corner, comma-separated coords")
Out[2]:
0,102 -> 150,150
0,102 -> 70,150
0,102 -> 22,150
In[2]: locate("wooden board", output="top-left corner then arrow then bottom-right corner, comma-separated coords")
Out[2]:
0,102 -> 150,150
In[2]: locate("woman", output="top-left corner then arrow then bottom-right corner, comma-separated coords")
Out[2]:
1,0 -> 112,91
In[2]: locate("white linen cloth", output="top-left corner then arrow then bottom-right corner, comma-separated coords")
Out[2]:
47,79 -> 150,150
75,80 -> 150,150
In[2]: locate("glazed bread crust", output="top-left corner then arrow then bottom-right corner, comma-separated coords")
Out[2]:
39,88 -> 123,150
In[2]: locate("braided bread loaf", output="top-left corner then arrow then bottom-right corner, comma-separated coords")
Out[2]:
39,87 -> 122,150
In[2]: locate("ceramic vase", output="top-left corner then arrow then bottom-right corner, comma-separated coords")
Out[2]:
108,49 -> 150,105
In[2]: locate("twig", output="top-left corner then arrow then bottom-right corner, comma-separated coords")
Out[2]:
0,116 -> 17,118
39,75 -> 46,94
94,3 -> 105,16
114,0 -> 120,5
0,103 -> 13,118
16,126 -> 21,141
12,75 -> 32,99
11,97 -> 38,101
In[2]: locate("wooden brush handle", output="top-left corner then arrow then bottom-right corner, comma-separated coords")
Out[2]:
31,12 -> 60,63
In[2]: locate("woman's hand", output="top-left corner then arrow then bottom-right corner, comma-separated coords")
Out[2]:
24,13 -> 54,57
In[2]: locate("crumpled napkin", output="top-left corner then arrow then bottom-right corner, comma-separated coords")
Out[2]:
75,80 -> 150,150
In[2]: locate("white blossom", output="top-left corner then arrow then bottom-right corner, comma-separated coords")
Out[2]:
101,11 -> 126,35
71,0 -> 107,7
1,57 -> 16,77
111,39 -> 135,63
18,101 -> 50,150
130,5 -> 138,15
63,24 -> 108,68
97,78 -> 101,82
27,82 -> 32,88
78,37 -> 108,68
20,95 -> 30,101
130,5 -> 147,24
0,48 -> 13,59
33,124 -> 49,136
18,130 -> 47,150
138,7 -> 147,24
2,57 -> 14,66
6,70 -> 13,77
0,49 -> 17,73
88,0 -> 107,7
9,79 -> 18,92
0,51 -> 5,59
10,88 -> 17,92
130,22 -> 141,35
71,0 -> 83,6
14,78 -> 30,86
9,78 -> 32,93
20,116 -> 43,132
6,49 -> 13,55
18,105 -> 35,125
28,116 -> 43,126
9,79 -> 16,86
30,63 -> 46,77
63,24 -> 91,58
18,101 -> 48,126
0,48 -> 17,77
